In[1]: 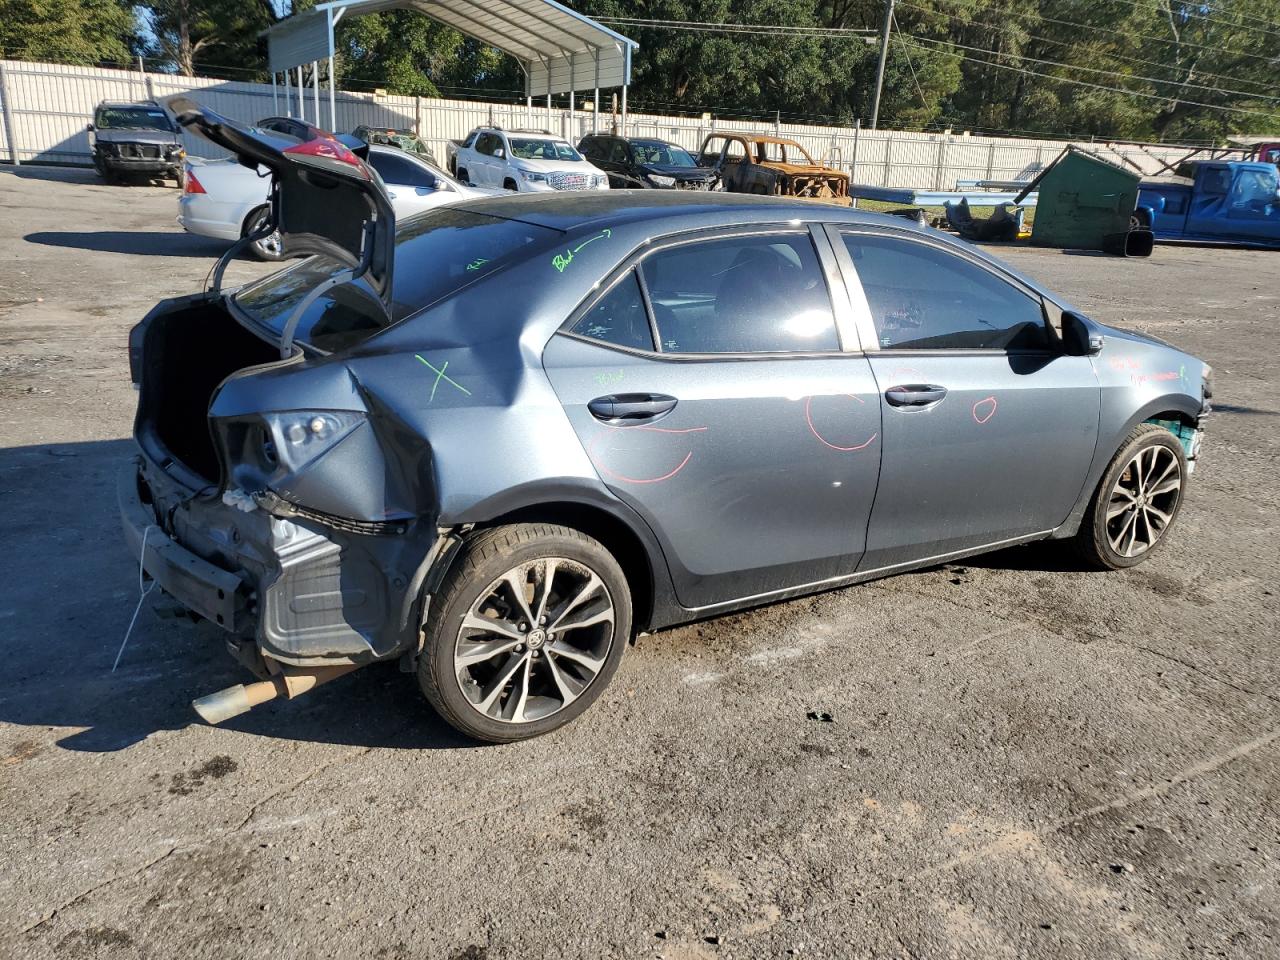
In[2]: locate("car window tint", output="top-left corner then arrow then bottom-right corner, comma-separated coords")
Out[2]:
608,140 -> 629,164
640,234 -> 839,354
842,233 -> 1049,351
475,134 -> 495,156
569,270 -> 653,351
368,151 -> 435,188
579,138 -> 599,159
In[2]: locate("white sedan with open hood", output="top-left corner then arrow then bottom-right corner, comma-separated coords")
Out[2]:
178,133 -> 496,260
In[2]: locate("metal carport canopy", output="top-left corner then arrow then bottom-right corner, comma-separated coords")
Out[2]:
265,0 -> 637,128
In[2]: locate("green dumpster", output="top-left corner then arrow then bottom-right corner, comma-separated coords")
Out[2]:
1022,146 -> 1152,255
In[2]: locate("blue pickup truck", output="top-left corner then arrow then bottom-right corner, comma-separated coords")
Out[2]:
1138,160 -> 1280,248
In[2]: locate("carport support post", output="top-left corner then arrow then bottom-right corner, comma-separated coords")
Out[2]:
593,48 -> 601,134
296,67 -> 304,121
312,61 -> 320,129
0,61 -> 19,166
327,6 -> 338,132
272,73 -> 279,115
283,69 -> 291,118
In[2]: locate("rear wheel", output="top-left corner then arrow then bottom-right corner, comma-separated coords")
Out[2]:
456,166 -> 470,185
503,177 -> 518,191
244,206 -> 285,261
418,523 -> 631,743
1072,424 -> 1187,569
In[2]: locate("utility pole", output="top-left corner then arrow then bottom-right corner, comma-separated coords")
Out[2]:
869,0 -> 894,130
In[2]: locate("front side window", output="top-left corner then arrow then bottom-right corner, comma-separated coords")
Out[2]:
509,138 -> 582,161
842,233 -> 1050,351
640,234 -> 839,354
475,133 -> 498,156
1231,168 -> 1279,207
607,140 -> 629,164
722,139 -> 747,163
698,137 -> 726,165
569,270 -> 653,351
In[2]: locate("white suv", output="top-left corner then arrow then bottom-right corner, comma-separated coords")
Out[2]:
451,127 -> 610,193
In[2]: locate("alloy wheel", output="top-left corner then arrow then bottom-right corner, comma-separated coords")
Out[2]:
1106,444 -> 1182,559
249,212 -> 283,258
453,558 -> 616,725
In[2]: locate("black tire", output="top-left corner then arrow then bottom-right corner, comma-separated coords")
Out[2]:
418,523 -> 632,743
1072,423 -> 1188,570
456,167 -> 470,185
503,178 -> 518,192
243,206 -> 285,262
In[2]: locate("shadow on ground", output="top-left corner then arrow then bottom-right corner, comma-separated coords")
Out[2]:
24,230 -> 228,258
0,439 -> 475,754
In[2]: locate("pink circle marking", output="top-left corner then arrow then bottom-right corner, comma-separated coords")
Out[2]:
805,394 -> 878,452
972,396 -> 998,424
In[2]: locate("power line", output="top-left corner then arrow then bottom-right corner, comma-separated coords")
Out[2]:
896,0 -> 1276,94
926,0 -> 1277,65
901,37 -> 1280,121
905,32 -> 1280,105
1096,0 -> 1280,41
590,16 -> 875,38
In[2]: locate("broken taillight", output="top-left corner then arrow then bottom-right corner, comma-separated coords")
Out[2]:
184,170 -> 206,194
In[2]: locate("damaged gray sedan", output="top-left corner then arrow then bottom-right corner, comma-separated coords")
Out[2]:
121,101 -> 1212,742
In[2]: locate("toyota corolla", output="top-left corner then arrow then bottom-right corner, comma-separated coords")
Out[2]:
120,100 -> 1212,742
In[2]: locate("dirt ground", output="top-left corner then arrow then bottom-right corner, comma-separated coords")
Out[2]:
0,165 -> 1277,960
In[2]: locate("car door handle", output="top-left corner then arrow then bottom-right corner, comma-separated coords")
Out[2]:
885,384 -> 948,407
588,393 -> 678,424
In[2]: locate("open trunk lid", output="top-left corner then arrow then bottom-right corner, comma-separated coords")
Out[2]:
164,96 -> 395,318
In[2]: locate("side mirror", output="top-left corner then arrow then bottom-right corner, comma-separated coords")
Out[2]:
1061,311 -> 1102,356
494,147 -> 504,159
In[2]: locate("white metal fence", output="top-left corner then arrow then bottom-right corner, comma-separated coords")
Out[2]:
0,58 -> 1193,188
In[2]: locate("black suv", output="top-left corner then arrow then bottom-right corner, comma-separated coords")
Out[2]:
87,100 -> 184,185
578,134 -> 716,190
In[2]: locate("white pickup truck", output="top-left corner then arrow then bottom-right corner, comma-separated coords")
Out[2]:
447,126 -> 609,193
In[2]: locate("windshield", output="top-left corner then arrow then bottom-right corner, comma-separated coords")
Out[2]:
632,141 -> 696,167
234,208 -> 560,353
389,134 -> 430,155
510,138 -> 581,161
96,106 -> 174,132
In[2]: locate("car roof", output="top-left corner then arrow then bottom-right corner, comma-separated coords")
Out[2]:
456,190 -> 922,234
97,100 -> 160,108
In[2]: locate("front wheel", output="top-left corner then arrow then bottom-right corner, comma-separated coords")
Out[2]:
418,523 -> 631,743
1072,423 -> 1188,569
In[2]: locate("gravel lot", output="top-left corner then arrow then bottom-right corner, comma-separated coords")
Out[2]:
1,165 -> 1277,960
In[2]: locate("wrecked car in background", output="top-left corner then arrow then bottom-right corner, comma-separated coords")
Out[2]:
121,98 -> 1211,744
1138,160 -> 1280,248
87,100 -> 185,186
697,133 -> 851,204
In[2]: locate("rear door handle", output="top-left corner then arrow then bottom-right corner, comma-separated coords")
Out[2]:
588,393 -> 678,424
885,384 -> 948,407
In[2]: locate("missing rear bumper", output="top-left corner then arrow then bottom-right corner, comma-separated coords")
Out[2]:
118,458 -> 434,665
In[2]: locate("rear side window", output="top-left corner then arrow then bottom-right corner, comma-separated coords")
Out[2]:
640,234 -> 839,354
569,270 -> 653,351
842,233 -> 1049,351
